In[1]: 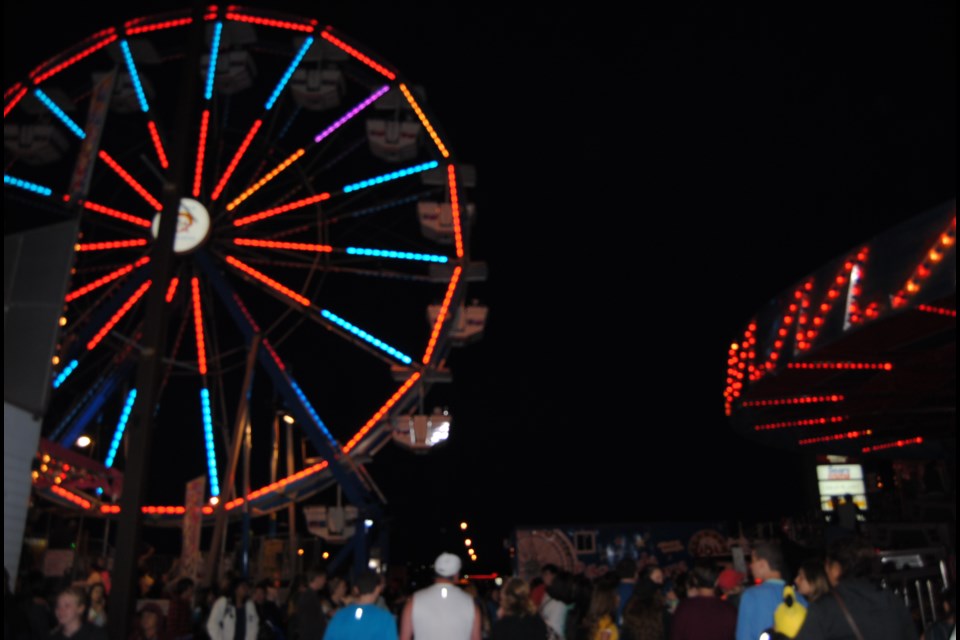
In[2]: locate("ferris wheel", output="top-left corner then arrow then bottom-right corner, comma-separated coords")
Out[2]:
4,5 -> 484,525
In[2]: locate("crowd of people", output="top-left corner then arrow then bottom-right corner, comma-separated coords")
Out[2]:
5,533 -> 955,640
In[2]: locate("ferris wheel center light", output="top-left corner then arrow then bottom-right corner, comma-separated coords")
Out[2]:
151,198 -> 211,254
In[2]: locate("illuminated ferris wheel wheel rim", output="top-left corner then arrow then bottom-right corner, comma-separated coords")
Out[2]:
5,6 -> 475,523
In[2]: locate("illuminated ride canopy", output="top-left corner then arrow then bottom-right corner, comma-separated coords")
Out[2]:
4,6 -> 485,524
724,200 -> 956,460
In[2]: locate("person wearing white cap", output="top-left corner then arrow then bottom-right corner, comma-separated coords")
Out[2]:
399,552 -> 482,640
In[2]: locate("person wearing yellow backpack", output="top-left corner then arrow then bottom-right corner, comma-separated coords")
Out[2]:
737,541 -> 807,640
758,584 -> 808,639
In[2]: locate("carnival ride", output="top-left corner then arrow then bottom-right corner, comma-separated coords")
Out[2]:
724,199 -> 956,460
4,5 -> 486,550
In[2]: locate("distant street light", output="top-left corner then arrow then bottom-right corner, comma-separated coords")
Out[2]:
76,435 -> 93,448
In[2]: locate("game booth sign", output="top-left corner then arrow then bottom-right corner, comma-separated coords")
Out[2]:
513,521 -> 735,583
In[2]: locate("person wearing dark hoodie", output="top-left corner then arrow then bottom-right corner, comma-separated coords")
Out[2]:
795,536 -> 918,640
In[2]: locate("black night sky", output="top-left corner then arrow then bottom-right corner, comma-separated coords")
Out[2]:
5,2 -> 955,571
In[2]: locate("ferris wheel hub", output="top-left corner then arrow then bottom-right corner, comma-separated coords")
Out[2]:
150,197 -> 211,254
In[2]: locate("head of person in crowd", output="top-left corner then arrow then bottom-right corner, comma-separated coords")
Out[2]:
54,585 -> 90,637
749,540 -> 787,582
540,564 -> 560,586
135,602 -> 167,640
685,562 -> 721,597
499,577 -> 537,618
433,552 -> 462,582
224,575 -> 251,607
545,569 -> 577,604
307,567 -> 328,592
172,576 -> 195,601
716,567 -> 745,600
352,569 -> 384,603
632,564 -> 666,600
88,582 -> 107,608
328,575 -> 350,605
823,535 -> 876,586
583,580 -> 620,634
794,556 -> 831,602
620,592 -> 666,638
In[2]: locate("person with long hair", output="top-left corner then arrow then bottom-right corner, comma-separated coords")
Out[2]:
795,536 -> 918,639
576,581 -> 619,640
86,583 -> 108,628
794,558 -> 830,604
620,594 -> 667,640
491,577 -> 549,640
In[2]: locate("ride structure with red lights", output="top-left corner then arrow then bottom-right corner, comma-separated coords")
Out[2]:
724,199 -> 956,460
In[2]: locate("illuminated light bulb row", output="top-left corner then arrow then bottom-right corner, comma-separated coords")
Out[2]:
200,388 -> 220,497
793,279 -> 815,351
723,323 -> 755,413
314,85 -> 389,144
232,192 -> 330,226
247,461 -> 328,500
399,84 -> 449,158
798,430 -> 873,445
66,255 -> 149,303
143,506 -> 186,515
165,278 -> 180,303
862,437 -> 923,453
842,249 -> 870,327
225,10 -> 317,32
5,85 -> 28,117
891,216 -> 956,308
97,150 -> 163,210
191,278 -> 208,375
234,239 -> 333,252
290,380 -> 338,443
422,267 -> 462,365
125,17 -> 192,36
320,30 -> 396,80
203,22 -> 223,100
917,304 -> 957,317
51,485 -> 91,509
119,40 -> 150,113
343,371 -> 421,451
787,361 -> 893,371
33,89 -> 87,140
86,280 -> 152,350
266,38 -> 314,110
4,174 -> 53,196
52,359 -> 79,388
192,110 -> 211,197
75,239 -> 148,252
29,30 -> 117,83
212,120 -> 263,201
225,148 -> 305,211
342,161 -> 439,193
320,309 -> 412,365
82,200 -> 152,228
750,288 -> 804,382
753,415 -> 846,431
104,389 -> 137,467
225,256 -> 312,306
345,246 -> 448,263
447,165 -> 465,259
742,394 -> 845,407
